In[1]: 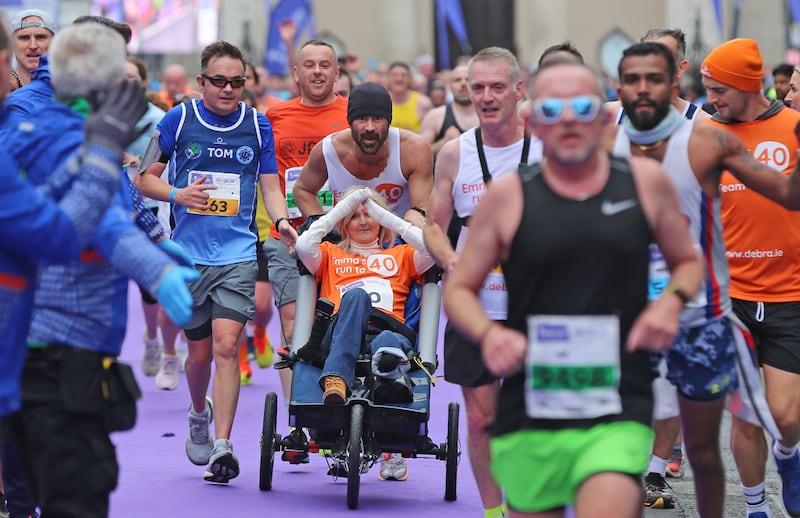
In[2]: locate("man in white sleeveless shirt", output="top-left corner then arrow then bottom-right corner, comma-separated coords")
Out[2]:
424,46 -> 542,518
293,81 -> 432,228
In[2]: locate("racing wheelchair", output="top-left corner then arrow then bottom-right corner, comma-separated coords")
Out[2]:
258,266 -> 460,509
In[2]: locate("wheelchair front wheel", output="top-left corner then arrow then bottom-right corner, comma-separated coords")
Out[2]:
347,403 -> 365,509
445,401 -> 460,501
259,392 -> 280,491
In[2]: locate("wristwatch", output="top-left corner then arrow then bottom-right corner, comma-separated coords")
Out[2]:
274,217 -> 289,231
664,284 -> 690,304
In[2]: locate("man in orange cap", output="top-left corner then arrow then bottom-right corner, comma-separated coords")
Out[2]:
702,38 -> 800,518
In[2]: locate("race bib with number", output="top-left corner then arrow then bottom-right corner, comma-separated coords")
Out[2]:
285,167 -> 334,218
648,243 -> 669,301
649,243 -> 706,308
187,171 -> 240,216
525,314 -> 622,420
479,267 -> 507,320
340,277 -> 394,314
458,226 -> 507,319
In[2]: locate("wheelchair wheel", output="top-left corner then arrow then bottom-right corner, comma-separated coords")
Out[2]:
346,404 -> 365,509
259,392 -> 279,491
444,401 -> 460,501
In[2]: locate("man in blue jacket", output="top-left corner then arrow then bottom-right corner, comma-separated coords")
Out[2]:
0,23 -> 148,420
2,22 -> 199,518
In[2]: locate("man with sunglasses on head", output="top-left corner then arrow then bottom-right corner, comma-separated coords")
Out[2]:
443,59 -> 704,518
8,8 -> 54,91
423,46 -> 540,518
137,40 -> 297,485
611,41 -> 800,518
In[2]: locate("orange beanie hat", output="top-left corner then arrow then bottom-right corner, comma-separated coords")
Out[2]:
701,38 -> 764,92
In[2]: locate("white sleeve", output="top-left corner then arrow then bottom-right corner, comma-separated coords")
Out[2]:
295,187 -> 373,273
364,199 -> 427,252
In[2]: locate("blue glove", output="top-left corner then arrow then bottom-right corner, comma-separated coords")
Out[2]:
157,238 -> 195,268
155,266 -> 200,327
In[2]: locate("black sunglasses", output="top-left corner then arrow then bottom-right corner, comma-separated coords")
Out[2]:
202,75 -> 246,89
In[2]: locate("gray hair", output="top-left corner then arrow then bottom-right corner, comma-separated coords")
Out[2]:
640,27 -> 687,63
49,23 -> 126,99
467,46 -> 521,85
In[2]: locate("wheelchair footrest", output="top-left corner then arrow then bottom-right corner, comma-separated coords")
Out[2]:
281,450 -> 310,464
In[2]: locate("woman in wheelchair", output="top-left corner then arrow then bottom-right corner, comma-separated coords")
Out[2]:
295,187 -> 435,407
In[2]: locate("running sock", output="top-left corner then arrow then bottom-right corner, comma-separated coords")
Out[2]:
774,441 -> 798,460
741,481 -> 771,516
484,503 -> 506,518
647,454 -> 668,477
190,402 -> 209,417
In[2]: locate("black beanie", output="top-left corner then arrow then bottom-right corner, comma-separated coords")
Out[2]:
347,82 -> 393,124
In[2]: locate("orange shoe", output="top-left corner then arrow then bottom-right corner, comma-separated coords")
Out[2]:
666,448 -> 684,478
322,375 -> 346,405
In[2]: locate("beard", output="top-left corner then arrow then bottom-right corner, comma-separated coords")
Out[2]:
453,94 -> 472,107
623,97 -> 672,131
354,128 -> 388,155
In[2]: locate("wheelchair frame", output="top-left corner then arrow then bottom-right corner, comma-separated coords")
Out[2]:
259,269 -> 460,509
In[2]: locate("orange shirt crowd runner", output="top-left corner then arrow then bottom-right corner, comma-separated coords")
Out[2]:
266,95 -> 350,241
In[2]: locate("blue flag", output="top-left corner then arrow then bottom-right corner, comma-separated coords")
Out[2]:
436,0 -> 470,70
264,0 -> 315,76
790,0 -> 800,23
711,0 -> 723,36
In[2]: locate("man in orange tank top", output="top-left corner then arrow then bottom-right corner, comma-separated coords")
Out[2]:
703,38 -> 800,518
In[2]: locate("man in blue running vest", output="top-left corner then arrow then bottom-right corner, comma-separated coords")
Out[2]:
137,40 -> 297,485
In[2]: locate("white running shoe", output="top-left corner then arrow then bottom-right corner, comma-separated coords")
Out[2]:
155,353 -> 180,390
378,453 -> 408,481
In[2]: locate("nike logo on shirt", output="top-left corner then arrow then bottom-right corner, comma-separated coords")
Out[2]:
600,199 -> 638,216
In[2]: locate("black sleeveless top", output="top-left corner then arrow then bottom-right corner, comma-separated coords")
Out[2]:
494,156 -> 655,435
434,103 -> 466,141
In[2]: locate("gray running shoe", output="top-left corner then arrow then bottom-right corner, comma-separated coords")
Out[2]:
204,438 -> 239,483
185,397 -> 213,465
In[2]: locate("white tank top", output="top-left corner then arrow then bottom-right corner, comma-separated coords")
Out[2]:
323,127 -> 410,217
452,127 -> 542,320
451,127 -> 542,218
613,120 -> 731,327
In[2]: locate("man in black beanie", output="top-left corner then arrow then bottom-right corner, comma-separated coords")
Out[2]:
290,81 -> 432,481
292,81 -> 433,229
